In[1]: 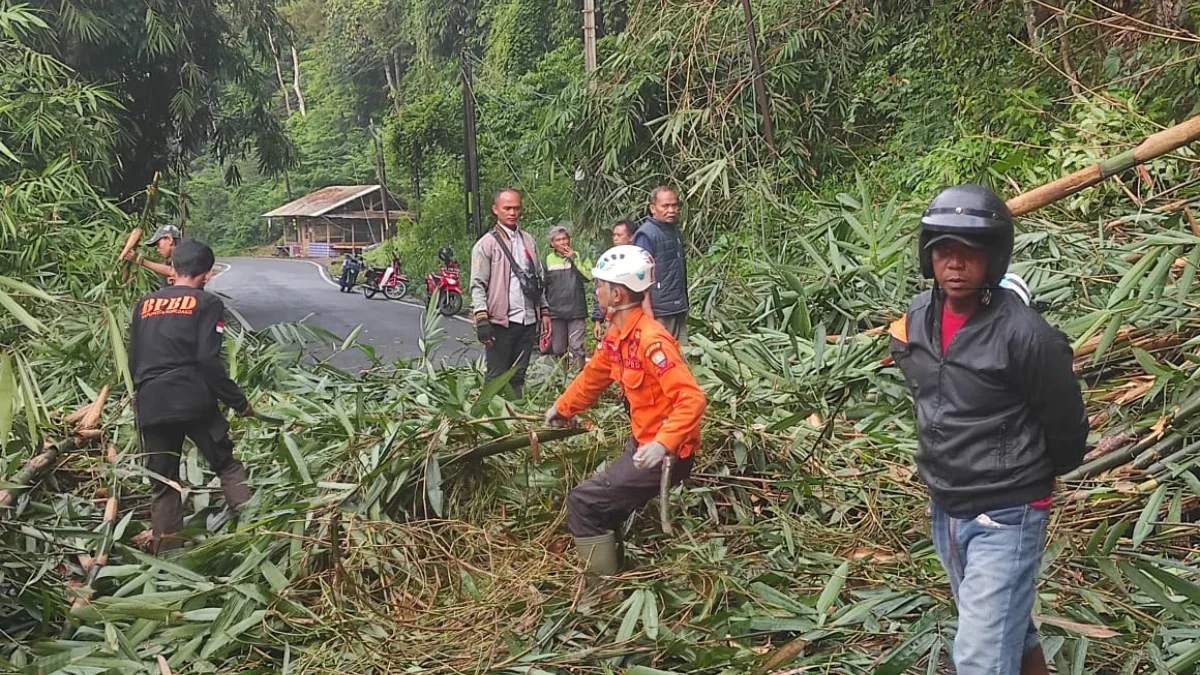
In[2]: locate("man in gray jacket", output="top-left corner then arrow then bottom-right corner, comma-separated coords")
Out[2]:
470,188 -> 551,398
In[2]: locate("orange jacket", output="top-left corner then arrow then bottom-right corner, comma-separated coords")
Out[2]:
555,309 -> 706,458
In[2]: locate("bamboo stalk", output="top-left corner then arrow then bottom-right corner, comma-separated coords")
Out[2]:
77,385 -> 109,431
1145,438 -> 1200,477
1007,114 -> 1200,216
446,427 -> 588,465
0,438 -> 78,507
118,228 -> 143,284
1066,389 -> 1200,480
1132,417 -> 1200,469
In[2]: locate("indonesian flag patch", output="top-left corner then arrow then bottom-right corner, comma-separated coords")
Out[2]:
216,320 -> 225,334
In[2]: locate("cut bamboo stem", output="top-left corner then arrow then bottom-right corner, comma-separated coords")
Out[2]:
118,228 -> 143,284
1007,114 -> 1200,216
77,385 -> 109,431
0,438 -> 78,507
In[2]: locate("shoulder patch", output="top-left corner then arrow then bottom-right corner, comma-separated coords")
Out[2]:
644,340 -> 663,358
644,340 -> 675,375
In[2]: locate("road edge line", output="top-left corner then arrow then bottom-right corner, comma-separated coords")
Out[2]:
210,263 -> 256,331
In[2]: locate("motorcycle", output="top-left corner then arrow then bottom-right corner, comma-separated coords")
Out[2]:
362,256 -> 409,300
338,257 -> 362,293
425,263 -> 464,316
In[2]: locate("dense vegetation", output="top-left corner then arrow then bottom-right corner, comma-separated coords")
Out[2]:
3,0 -> 1200,673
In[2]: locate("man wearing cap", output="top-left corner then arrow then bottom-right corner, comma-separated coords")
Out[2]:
544,224 -> 593,370
123,225 -> 182,288
887,185 -> 1088,675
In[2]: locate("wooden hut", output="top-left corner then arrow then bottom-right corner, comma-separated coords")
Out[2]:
264,185 -> 408,258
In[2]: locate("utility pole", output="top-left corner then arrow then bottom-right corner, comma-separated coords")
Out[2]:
461,52 -> 483,238
368,120 -> 392,240
738,0 -> 775,154
582,0 -> 597,87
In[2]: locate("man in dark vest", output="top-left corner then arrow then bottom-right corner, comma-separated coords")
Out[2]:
633,187 -> 689,346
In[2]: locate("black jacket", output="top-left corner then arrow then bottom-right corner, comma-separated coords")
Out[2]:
129,287 -> 248,425
634,217 -> 689,316
889,289 -> 1088,518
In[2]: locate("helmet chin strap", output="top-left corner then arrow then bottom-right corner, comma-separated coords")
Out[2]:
605,301 -> 640,319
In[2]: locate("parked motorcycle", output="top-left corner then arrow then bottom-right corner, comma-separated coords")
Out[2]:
338,256 -> 362,293
425,263 -> 464,316
362,256 -> 409,300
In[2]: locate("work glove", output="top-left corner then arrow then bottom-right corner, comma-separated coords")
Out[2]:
544,404 -> 568,428
476,320 -> 495,346
999,272 -> 1031,306
632,441 -> 669,471
237,404 -> 255,418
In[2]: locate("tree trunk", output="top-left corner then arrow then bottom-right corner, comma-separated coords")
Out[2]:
412,144 -> 422,219
384,60 -> 400,119
291,45 -> 307,116
1154,0 -> 1187,29
267,28 -> 292,114
1024,0 -> 1042,49
1055,13 -> 1082,95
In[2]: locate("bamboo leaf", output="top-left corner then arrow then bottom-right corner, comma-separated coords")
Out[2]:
340,324 -> 363,352
816,560 -> 850,627
616,590 -> 646,642
425,454 -> 443,517
642,589 -> 660,640
1133,484 -> 1168,548
0,353 -> 14,450
278,433 -> 313,485
1116,560 -> 1192,621
105,307 -> 133,397
0,288 -> 46,333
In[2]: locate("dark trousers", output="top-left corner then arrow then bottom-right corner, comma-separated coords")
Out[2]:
485,321 -> 537,398
140,415 -> 251,550
566,438 -> 694,537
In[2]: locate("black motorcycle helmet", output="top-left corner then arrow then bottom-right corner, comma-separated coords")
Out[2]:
438,246 -> 454,264
918,184 -> 1013,286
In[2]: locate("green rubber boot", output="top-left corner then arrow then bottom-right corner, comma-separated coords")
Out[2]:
574,531 -> 620,577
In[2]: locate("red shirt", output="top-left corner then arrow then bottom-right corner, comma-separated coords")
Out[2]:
940,305 -> 970,356
941,304 -> 1053,509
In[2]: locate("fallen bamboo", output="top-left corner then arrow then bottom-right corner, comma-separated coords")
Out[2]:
1131,417 -> 1200,469
1007,114 -> 1200,216
448,427 -> 589,465
1144,438 -> 1200,478
0,438 -> 79,507
77,385 -> 109,431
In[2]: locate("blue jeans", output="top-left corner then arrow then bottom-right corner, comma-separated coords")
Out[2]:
930,503 -> 1048,674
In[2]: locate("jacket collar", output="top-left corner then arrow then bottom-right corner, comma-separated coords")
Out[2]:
495,223 -> 522,240
612,308 -> 646,343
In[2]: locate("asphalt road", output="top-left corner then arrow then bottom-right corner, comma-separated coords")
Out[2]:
209,257 -> 478,370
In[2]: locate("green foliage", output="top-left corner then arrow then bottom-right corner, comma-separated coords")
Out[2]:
5,1 -> 1200,673
21,0 -> 296,199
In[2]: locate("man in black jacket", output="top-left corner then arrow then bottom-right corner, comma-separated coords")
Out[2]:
888,185 -> 1088,675
634,187 -> 689,345
129,240 -> 254,552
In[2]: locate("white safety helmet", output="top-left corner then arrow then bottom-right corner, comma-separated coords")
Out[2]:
593,245 -> 655,293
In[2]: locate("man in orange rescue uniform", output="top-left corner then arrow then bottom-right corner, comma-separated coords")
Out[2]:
544,245 -> 706,575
